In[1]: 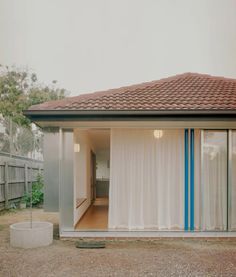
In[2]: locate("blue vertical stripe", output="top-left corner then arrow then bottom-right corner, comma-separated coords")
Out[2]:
184,129 -> 189,231
190,129 -> 195,231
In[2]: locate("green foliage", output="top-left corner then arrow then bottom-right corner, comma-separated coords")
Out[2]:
24,174 -> 44,206
31,174 -> 44,206
15,127 -> 34,155
0,65 -> 68,126
0,116 -> 38,156
0,68 -> 29,125
20,193 -> 28,204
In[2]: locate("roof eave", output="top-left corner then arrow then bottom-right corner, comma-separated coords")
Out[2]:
23,109 -> 236,124
24,109 -> 236,116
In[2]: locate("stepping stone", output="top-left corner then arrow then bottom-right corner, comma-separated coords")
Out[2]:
76,240 -> 106,249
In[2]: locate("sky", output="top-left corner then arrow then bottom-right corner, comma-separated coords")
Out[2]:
0,0 -> 236,96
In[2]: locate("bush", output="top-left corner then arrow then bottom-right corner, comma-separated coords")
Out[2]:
25,174 -> 44,207
20,193 -> 28,204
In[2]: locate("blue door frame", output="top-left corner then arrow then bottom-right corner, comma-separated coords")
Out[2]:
185,129 -> 194,231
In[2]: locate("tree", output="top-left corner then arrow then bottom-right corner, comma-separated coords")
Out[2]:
0,65 -> 68,126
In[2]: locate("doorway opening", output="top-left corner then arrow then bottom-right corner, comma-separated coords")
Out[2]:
75,129 -> 110,230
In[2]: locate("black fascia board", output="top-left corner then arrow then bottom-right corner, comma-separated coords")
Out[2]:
23,110 -> 236,122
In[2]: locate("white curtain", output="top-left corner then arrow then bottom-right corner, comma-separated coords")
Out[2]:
109,129 -> 184,230
202,131 -> 227,231
231,131 -> 236,230
194,129 -> 201,230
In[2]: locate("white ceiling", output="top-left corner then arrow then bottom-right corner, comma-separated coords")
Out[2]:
87,129 -> 110,151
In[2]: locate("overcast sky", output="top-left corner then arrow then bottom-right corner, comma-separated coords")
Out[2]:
0,0 -> 236,96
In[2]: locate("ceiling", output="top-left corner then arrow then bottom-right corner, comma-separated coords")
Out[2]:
87,129 -> 110,151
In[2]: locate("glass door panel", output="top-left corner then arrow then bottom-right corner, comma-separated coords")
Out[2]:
202,131 -> 227,231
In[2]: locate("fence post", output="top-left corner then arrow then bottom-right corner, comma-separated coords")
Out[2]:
24,164 -> 28,194
4,162 -> 9,209
9,118 -> 13,158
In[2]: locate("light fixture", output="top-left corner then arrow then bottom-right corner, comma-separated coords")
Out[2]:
74,143 -> 80,153
153,130 -> 163,139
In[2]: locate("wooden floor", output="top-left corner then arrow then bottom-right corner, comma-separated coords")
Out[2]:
75,204 -> 108,230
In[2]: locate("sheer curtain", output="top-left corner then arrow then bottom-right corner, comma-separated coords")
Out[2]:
202,131 -> 227,231
109,129 -> 184,230
194,129 -> 201,230
231,131 -> 236,230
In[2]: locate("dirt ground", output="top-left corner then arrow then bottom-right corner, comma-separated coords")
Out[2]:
0,209 -> 236,277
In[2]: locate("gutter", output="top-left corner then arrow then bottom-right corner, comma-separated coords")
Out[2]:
24,109 -> 236,116
23,109 -> 236,122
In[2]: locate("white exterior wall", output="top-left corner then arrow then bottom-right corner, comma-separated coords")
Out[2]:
41,120 -> 236,234
43,130 -> 60,212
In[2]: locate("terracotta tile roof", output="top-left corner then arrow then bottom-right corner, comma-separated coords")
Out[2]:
28,73 -> 236,112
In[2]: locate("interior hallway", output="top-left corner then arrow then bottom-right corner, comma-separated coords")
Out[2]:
75,200 -> 108,230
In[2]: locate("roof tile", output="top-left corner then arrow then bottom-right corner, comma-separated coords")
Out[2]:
28,73 -> 236,112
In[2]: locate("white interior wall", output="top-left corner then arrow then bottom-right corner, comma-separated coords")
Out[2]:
73,129 -> 95,226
